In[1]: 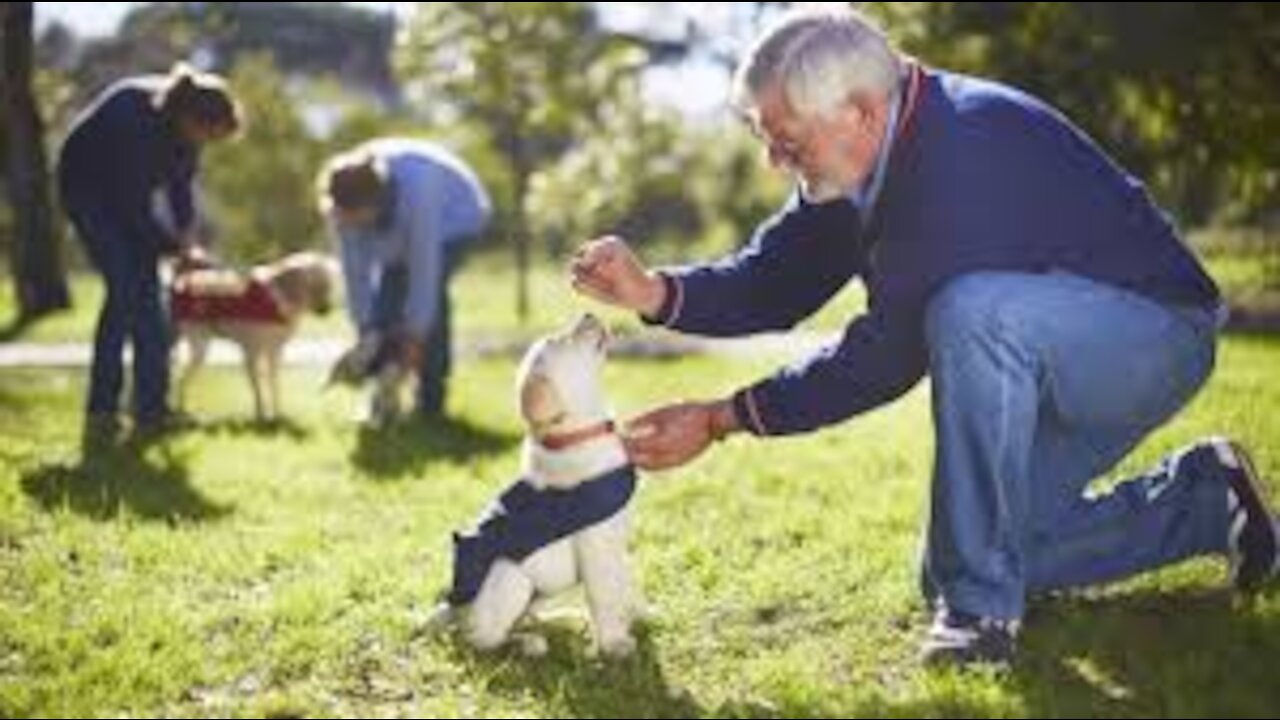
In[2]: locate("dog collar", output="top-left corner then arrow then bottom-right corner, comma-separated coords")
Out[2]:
537,420 -> 616,451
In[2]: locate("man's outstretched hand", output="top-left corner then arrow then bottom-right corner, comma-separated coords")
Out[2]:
570,236 -> 666,318
622,400 -> 739,471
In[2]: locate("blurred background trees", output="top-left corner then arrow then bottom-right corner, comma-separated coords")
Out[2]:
3,2 -> 1278,326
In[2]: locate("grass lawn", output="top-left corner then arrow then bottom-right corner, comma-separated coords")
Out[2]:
1,335 -> 1278,718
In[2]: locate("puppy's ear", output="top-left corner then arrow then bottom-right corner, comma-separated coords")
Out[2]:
520,372 -> 566,430
270,267 -> 308,307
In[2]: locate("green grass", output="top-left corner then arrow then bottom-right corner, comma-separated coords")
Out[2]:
1,337 -> 1278,718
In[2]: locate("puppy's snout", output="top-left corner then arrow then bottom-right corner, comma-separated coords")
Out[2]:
572,312 -> 609,349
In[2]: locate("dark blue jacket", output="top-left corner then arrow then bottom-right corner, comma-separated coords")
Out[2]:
57,77 -> 198,255
448,465 -> 637,606
648,66 -> 1220,437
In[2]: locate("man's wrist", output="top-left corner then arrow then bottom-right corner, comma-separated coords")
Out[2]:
639,272 -> 668,318
707,398 -> 740,442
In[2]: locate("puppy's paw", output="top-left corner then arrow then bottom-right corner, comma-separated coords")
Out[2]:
514,632 -> 550,658
410,601 -> 458,638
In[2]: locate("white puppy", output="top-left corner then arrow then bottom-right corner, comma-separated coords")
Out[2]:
172,251 -> 338,421
435,313 -> 642,658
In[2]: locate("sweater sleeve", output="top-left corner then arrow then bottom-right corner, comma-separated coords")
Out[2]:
731,305 -> 929,437
644,196 -> 866,337
400,170 -> 446,339
336,221 -> 378,333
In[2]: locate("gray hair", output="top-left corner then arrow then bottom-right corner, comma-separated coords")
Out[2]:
732,8 -> 903,120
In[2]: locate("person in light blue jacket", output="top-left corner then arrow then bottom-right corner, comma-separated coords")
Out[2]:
319,139 -> 491,419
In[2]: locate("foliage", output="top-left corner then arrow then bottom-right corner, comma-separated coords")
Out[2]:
200,54 -> 327,263
396,2 -> 650,317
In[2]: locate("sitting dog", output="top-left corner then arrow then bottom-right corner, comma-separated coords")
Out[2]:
171,251 -> 338,421
433,313 -> 643,658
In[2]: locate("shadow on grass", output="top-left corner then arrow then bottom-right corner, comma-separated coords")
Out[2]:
189,415 -> 312,441
434,584 -> 1280,719
446,624 -> 713,719
0,316 -> 34,343
440,622 -> 906,719
351,414 -> 517,480
20,435 -> 230,523
1008,587 -> 1280,718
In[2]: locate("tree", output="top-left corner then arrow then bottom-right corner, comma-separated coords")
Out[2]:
2,2 -> 70,323
526,92 -> 700,254
56,3 -> 400,110
200,54 -> 327,263
397,2 -> 647,321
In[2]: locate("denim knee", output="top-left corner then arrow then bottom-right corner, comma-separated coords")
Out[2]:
925,273 -> 1021,354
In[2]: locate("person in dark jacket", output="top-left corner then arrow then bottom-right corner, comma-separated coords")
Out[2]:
571,8 -> 1278,667
58,63 -> 241,437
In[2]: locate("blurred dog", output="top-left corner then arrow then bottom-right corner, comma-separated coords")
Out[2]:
171,251 -> 338,421
431,313 -> 643,658
326,331 -> 413,426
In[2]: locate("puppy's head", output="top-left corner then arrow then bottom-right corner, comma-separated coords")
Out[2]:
265,251 -> 339,316
516,313 -> 611,438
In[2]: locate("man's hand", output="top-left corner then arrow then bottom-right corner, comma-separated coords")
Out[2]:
622,399 -> 739,471
173,243 -> 215,273
327,331 -> 384,387
570,236 -> 666,317
399,335 -> 425,371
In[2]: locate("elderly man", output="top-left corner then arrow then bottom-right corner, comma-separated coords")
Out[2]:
571,8 -> 1277,667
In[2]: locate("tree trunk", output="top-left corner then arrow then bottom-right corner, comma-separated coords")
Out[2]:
499,116 -> 532,324
2,2 -> 71,323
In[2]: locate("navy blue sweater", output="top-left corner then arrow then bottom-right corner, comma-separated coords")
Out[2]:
649,67 -> 1220,437
57,77 -> 197,255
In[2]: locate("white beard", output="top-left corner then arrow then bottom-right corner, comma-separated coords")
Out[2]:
798,175 -> 848,204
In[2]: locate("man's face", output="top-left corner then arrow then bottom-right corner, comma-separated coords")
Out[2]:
752,84 -> 885,204
178,116 -> 236,146
332,204 -> 380,230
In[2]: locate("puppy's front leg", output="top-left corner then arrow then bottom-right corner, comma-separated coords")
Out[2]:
467,559 -> 535,651
577,524 -> 637,658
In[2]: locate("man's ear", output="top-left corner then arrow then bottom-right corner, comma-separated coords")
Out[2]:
520,372 -> 566,430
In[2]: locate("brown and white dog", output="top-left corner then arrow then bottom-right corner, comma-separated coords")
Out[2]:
171,251 -> 338,421
432,313 -> 643,658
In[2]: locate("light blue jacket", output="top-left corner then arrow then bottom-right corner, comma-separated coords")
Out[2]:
334,139 -> 491,337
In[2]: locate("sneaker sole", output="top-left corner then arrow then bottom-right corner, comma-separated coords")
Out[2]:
1215,439 -> 1279,590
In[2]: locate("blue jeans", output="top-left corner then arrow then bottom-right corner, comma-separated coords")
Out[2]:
921,271 -> 1226,621
369,244 -> 462,417
64,197 -> 170,422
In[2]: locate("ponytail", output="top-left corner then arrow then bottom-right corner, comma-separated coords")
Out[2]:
156,62 -> 241,134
